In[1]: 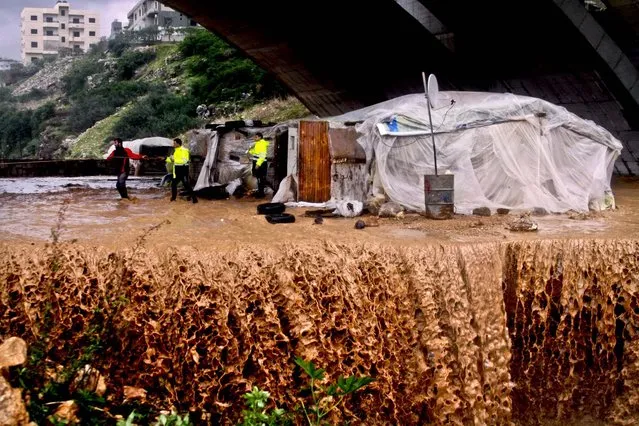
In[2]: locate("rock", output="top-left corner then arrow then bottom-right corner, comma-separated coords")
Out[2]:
354,220 -> 366,230
0,337 -> 27,369
378,202 -> 404,218
123,386 -> 147,402
53,400 -> 79,424
532,207 -> 549,217
0,376 -> 30,426
497,208 -> 510,215
313,216 -> 324,225
508,213 -> 538,232
69,365 -> 106,397
472,207 -> 492,217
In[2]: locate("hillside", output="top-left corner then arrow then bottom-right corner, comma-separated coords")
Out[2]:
0,29 -> 310,160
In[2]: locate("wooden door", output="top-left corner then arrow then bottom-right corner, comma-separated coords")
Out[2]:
298,120 -> 331,202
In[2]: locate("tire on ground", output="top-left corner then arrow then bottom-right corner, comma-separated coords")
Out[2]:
257,202 -> 286,215
265,213 -> 295,224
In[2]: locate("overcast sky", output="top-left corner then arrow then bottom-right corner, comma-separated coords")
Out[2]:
0,0 -> 136,60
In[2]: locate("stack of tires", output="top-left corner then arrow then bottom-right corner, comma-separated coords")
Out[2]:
257,202 -> 295,224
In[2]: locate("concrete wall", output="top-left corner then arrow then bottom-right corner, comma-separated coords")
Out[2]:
0,159 -> 111,178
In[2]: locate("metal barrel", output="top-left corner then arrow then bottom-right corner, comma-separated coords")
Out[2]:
424,174 -> 454,220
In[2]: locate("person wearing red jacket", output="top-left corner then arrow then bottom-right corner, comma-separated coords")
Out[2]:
106,138 -> 146,199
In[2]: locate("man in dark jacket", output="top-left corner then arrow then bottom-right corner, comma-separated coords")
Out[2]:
106,138 -> 146,199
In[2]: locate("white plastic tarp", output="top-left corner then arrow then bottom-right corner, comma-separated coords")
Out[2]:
332,92 -> 622,214
103,137 -> 174,158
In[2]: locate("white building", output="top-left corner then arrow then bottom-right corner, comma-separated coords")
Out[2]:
0,58 -> 20,72
127,0 -> 197,42
20,0 -> 100,64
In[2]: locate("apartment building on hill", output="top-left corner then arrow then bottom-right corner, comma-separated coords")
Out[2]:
20,0 -> 100,64
127,0 -> 197,42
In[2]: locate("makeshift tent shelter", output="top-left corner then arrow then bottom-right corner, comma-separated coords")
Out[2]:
323,91 -> 622,214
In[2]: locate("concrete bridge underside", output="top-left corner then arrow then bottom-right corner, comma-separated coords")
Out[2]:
163,0 -> 639,175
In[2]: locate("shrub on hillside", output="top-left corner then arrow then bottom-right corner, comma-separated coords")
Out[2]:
62,59 -> 103,97
112,86 -> 196,140
178,28 -> 287,108
116,49 -> 157,80
67,81 -> 148,133
0,101 -> 56,158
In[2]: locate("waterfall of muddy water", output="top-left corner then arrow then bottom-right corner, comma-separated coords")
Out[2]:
0,177 -> 639,424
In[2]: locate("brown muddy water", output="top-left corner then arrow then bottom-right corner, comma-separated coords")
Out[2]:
1,175 -> 638,248
1,176 -> 639,424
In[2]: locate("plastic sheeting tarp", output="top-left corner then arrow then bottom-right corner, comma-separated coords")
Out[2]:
332,92 -> 622,214
103,137 -> 174,158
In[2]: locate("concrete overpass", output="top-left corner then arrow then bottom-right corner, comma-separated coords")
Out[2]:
162,0 -> 639,175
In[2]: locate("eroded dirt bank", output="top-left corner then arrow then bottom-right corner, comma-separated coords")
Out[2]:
1,240 -> 637,424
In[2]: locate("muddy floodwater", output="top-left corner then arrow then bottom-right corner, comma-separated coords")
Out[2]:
0,175 -> 638,248
2,175 -> 639,424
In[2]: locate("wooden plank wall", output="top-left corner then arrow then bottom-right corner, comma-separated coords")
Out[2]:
298,121 -> 331,202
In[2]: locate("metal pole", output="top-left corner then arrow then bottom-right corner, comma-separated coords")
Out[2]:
422,72 -> 438,176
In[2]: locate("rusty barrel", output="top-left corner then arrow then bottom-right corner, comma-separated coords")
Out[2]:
424,174 -> 454,220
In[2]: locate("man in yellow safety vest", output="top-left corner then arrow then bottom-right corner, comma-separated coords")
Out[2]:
166,138 -> 198,203
247,132 -> 269,198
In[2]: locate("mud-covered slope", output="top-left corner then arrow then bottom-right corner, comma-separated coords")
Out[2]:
0,240 -> 637,424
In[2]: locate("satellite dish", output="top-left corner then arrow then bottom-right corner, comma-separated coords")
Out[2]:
427,74 -> 446,109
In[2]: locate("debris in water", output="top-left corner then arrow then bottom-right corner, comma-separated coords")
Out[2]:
364,217 -> 380,227
472,207 -> 491,217
378,202 -> 404,218
532,207 -> 549,217
508,213 -> 538,232
568,211 -> 590,220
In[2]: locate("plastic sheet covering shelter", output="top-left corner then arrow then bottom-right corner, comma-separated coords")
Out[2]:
333,92 -> 623,214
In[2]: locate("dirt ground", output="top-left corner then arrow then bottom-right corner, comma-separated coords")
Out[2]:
0,175 -> 638,249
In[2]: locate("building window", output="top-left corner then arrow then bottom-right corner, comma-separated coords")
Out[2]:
61,23 -> 65,29
89,31 -> 95,36
46,30 -> 54,36
46,17 -> 53,22
31,57 -> 38,63
61,36 -> 66,42
30,15 -> 37,21
89,18 -> 96,23
31,42 -> 38,48
72,18 -> 79,23
73,31 -> 80,37
31,29 -> 37,34
60,10 -> 66,16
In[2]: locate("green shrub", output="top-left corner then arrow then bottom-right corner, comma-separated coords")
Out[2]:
67,81 -> 148,133
178,28 -> 287,108
62,58 -> 103,97
116,49 -> 156,80
112,86 -> 196,140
